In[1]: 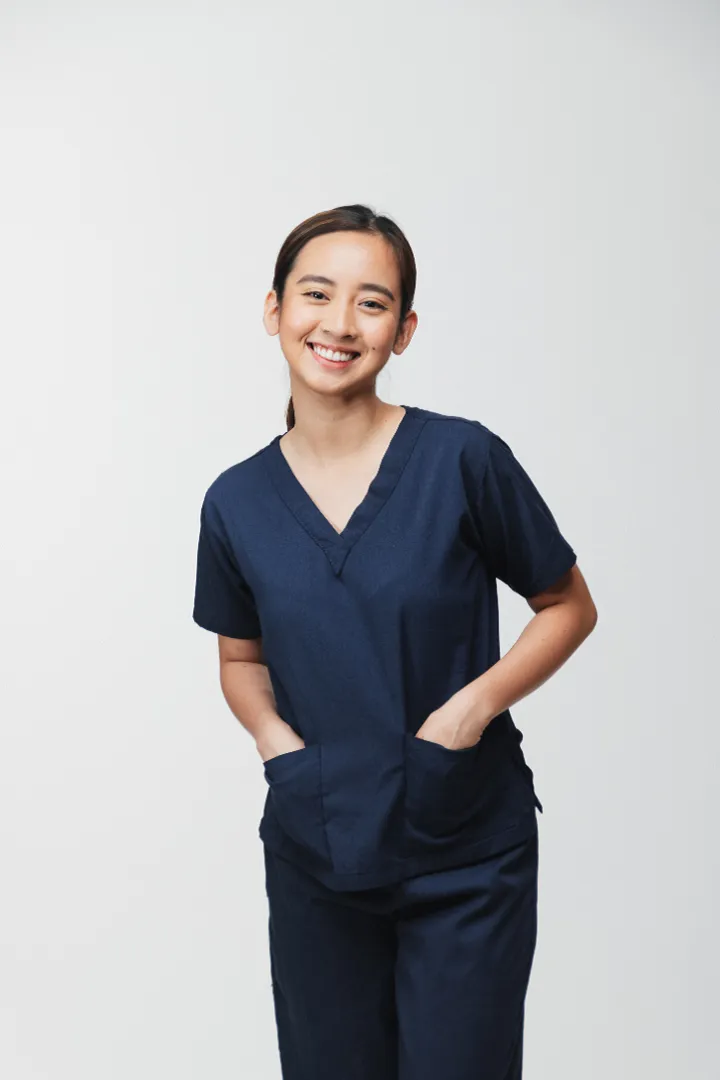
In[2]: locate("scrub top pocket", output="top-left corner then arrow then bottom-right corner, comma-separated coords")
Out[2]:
262,744 -> 330,863
404,732 -> 489,839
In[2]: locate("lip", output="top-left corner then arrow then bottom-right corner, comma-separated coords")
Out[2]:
307,341 -> 360,367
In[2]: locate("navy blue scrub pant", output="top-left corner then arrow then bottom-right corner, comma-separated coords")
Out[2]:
263,827 -> 539,1080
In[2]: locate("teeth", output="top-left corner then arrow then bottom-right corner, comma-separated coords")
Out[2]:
312,343 -> 357,362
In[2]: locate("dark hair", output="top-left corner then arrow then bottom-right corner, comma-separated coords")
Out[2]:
271,203 -> 417,430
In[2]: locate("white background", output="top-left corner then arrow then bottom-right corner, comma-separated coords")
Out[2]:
1,2 -> 718,1077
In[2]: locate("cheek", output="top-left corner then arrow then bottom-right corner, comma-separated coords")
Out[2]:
281,322 -> 325,369
278,302 -> 315,334
280,310 -> 314,342
367,326 -> 397,353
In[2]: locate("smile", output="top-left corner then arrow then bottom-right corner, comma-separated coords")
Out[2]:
308,342 -> 360,364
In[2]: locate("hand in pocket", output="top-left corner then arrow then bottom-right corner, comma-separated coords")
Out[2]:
415,691 -> 487,750
256,718 -> 306,763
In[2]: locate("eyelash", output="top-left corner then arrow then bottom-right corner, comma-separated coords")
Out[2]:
303,290 -> 387,311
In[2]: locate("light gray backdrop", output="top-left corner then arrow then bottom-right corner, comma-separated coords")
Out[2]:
1,2 -> 717,1077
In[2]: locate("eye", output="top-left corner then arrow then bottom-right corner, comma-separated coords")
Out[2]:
302,290 -> 386,311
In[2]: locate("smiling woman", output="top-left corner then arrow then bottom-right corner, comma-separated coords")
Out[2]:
262,204 -> 418,428
192,202 -> 596,1080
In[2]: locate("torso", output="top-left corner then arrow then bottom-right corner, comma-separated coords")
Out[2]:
277,406 -> 407,536
193,404 -> 574,890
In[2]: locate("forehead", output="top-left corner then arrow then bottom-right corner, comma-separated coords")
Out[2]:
293,231 -> 399,286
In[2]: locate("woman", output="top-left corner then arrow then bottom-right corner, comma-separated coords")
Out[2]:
192,203 -> 597,1079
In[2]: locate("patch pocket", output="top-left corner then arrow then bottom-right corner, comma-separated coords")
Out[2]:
404,732 -> 485,837
263,744 -> 329,860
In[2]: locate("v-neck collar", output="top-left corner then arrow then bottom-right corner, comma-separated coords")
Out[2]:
262,405 -> 425,576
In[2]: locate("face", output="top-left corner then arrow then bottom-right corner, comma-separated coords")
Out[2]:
263,230 -> 417,396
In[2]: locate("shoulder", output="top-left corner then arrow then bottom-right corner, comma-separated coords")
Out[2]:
410,405 -> 503,462
409,407 -> 529,502
200,439 -> 275,511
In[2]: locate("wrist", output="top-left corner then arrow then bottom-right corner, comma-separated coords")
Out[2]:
252,712 -> 287,746
458,680 -> 497,734
254,715 -> 304,761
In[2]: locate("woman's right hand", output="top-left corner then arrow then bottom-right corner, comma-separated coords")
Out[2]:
255,717 -> 306,763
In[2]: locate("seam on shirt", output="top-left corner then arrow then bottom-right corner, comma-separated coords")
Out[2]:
355,414 -> 430,547
259,446 -> 339,562
211,496 -> 263,617
316,742 -> 332,864
456,422 -> 493,556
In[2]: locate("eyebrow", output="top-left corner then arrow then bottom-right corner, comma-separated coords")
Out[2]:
295,274 -> 396,304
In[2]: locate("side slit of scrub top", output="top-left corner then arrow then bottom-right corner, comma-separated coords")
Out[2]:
192,404 -> 577,892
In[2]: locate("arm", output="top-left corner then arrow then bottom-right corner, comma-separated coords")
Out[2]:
463,562 -> 596,737
417,563 -> 597,748
192,493 -> 304,762
216,634 -> 306,762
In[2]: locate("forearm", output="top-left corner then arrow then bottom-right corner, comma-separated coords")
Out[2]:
460,599 -> 596,736
219,658 -> 284,742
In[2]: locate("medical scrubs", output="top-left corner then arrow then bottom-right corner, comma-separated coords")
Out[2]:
192,404 -> 577,1078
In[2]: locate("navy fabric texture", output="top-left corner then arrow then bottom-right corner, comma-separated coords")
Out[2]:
192,405 -> 577,891
264,827 -> 539,1080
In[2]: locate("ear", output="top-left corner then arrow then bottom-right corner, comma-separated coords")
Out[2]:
263,289 -> 280,336
392,309 -> 418,356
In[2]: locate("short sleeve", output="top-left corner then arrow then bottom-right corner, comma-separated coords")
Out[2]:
463,429 -> 577,598
192,494 -> 262,639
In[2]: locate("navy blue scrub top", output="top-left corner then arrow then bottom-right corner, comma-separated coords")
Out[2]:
192,405 -> 577,891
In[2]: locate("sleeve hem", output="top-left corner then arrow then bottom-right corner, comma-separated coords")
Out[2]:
192,611 -> 262,640
522,546 -> 577,598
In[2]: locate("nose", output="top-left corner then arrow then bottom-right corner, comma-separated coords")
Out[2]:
320,300 -> 358,342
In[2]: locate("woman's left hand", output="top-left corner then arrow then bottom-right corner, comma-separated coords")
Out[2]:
414,687 -> 492,750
